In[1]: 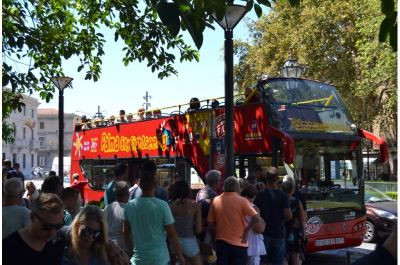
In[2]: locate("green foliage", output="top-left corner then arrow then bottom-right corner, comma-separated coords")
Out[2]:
234,0 -> 397,140
384,191 -> 397,200
3,0 -> 281,142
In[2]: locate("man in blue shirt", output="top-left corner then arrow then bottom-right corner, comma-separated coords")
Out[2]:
104,162 -> 128,205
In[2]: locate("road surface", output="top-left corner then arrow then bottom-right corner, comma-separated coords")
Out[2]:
304,243 -> 376,265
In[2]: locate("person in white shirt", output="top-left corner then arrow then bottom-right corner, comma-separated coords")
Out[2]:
3,178 -> 30,238
104,181 -> 129,253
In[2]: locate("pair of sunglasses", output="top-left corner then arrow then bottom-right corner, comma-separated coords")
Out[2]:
79,226 -> 103,240
34,212 -> 64,231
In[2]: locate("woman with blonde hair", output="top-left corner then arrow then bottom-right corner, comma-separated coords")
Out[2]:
62,205 -> 110,265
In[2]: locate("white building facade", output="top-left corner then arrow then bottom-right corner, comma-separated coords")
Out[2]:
2,93 -> 41,176
37,109 -> 80,171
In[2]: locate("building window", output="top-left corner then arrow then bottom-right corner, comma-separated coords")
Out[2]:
40,122 -> 44,129
31,154 -> 34,168
23,154 -> 26,169
39,137 -> 45,147
39,156 -> 45,167
13,123 -> 16,137
23,106 -> 26,116
2,153 -> 5,160
31,129 -> 34,140
23,127 -> 26,139
32,109 -> 34,118
12,153 -> 17,164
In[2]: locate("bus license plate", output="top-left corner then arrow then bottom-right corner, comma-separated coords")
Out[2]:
315,237 -> 344,246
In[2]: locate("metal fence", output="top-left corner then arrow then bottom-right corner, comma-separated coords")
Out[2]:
365,182 -> 398,193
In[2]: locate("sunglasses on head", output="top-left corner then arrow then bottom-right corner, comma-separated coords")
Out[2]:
79,226 -> 103,240
33,212 -> 64,231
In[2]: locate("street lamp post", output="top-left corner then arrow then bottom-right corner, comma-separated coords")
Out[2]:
51,76 -> 73,186
212,4 -> 247,177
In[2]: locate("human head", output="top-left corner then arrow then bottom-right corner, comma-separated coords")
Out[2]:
4,159 -> 12,169
189,97 -> 200,110
282,180 -> 295,196
4,178 -> 23,201
140,160 -> 157,193
223,177 -> 240,193
119,109 -> 125,117
13,162 -> 21,171
170,180 -> 190,203
255,182 -> 265,191
114,162 -> 128,181
70,205 -> 109,263
73,173 -> 79,181
30,193 -> 64,242
205,170 -> 221,189
283,175 -> 295,186
61,187 -> 80,212
26,181 -> 37,193
126,113 -> 133,122
49,171 -> 57,177
41,175 -> 63,196
253,165 -> 263,178
113,181 -> 129,203
265,166 -> 279,185
241,184 -> 258,202
211,99 -> 219,109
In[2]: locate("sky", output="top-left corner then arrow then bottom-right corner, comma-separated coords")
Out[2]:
31,9 -> 267,118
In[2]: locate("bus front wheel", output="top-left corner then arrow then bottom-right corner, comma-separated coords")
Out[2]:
363,221 -> 376,243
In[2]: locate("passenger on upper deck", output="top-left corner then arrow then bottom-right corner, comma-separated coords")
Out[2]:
211,99 -> 219,109
126,113 -> 134,122
118,110 -> 126,123
153,109 -> 161,118
245,87 -> 260,104
138,108 -> 145,120
109,115 -> 116,125
188,97 -> 200,113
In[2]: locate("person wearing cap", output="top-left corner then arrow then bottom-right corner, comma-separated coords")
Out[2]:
109,115 -> 116,125
70,173 -> 88,205
137,108 -> 145,120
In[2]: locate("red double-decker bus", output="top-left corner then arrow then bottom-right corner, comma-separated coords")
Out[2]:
70,76 -> 388,252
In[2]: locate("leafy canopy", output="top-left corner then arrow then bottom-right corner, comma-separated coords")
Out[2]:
2,0 -> 274,143
234,0 -> 397,143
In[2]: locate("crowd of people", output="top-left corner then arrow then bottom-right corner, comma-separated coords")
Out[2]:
3,158 -> 395,265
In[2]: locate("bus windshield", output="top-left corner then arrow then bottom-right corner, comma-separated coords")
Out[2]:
263,78 -> 356,134
294,139 -> 363,211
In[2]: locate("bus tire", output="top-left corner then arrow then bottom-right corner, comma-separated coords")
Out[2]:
363,220 -> 375,243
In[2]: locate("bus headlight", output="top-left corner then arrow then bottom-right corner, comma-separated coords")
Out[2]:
374,209 -> 397,220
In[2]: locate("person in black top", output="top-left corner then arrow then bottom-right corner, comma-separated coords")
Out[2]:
13,162 -> 25,188
254,167 -> 292,265
3,193 -> 130,265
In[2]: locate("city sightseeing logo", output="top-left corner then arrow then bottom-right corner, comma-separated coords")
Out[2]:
306,216 -> 323,235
